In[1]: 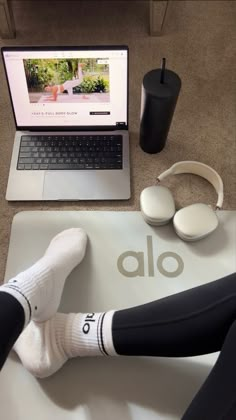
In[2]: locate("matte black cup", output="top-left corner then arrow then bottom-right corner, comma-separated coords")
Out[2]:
140,66 -> 181,154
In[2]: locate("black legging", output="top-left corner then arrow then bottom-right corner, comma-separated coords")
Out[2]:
0,292 -> 25,369
1,272 -> 236,419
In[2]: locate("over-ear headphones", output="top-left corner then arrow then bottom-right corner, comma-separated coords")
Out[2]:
140,161 -> 224,241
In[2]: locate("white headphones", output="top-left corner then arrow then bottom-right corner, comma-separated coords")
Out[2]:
140,161 -> 224,241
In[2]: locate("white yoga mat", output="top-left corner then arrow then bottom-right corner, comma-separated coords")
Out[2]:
1,210 -> 236,420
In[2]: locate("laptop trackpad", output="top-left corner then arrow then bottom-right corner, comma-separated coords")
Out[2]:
43,171 -> 106,200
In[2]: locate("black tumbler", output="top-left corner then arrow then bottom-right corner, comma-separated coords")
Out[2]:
140,59 -> 181,154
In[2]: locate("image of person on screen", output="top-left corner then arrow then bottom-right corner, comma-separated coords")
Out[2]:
44,62 -> 87,102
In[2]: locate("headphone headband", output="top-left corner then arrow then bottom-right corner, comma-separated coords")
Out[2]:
157,161 -> 224,209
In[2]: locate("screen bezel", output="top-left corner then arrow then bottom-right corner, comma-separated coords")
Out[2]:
1,45 -> 129,131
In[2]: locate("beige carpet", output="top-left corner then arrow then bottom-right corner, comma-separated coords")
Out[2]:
0,0 -> 235,282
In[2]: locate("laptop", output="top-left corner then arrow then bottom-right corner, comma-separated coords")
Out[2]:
1,45 -> 130,201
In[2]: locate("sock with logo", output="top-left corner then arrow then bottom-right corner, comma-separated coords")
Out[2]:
14,310 -> 117,378
0,228 -> 87,326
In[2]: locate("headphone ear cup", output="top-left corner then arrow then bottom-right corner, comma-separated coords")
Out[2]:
140,185 -> 175,226
173,203 -> 219,241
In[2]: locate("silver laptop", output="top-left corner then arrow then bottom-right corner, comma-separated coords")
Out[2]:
2,45 -> 130,201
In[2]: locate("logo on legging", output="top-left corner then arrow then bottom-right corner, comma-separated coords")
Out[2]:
117,235 -> 184,278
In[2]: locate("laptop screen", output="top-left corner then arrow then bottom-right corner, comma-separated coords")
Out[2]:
2,46 -> 128,130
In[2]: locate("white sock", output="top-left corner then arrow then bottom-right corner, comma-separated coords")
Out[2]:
14,310 -> 117,378
1,228 -> 87,325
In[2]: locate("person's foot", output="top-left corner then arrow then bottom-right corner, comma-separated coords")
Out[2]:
2,228 -> 87,324
14,309 -> 116,378
14,314 -> 70,378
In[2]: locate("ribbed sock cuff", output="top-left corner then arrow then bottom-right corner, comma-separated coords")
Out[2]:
13,261 -> 52,307
102,310 -> 117,356
64,311 -> 116,358
6,260 -> 55,322
67,312 -> 105,357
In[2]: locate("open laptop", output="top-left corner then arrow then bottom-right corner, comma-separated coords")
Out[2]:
1,45 -> 130,201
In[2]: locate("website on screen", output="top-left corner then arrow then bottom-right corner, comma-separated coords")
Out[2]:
3,49 -> 128,127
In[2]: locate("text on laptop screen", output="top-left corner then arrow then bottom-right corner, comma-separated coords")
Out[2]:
3,47 -> 128,128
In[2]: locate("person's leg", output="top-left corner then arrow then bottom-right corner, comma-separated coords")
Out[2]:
64,65 -> 84,97
182,319 -> 236,420
14,272 -> 236,379
0,292 -> 25,369
0,228 -> 87,370
63,81 -> 73,96
112,271 -> 236,357
64,79 -> 84,96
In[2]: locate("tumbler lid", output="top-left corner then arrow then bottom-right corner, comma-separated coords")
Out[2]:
143,67 -> 181,98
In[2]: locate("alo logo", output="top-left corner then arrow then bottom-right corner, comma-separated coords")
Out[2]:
117,235 -> 184,278
82,313 -> 95,334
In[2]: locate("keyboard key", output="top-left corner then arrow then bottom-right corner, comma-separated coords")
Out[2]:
20,146 -> 31,152
19,152 -> 32,158
18,158 -> 34,164
17,164 -> 25,170
21,136 -> 30,142
39,164 -> 49,170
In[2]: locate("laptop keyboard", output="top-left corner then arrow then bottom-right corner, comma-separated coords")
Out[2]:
17,135 -> 123,170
